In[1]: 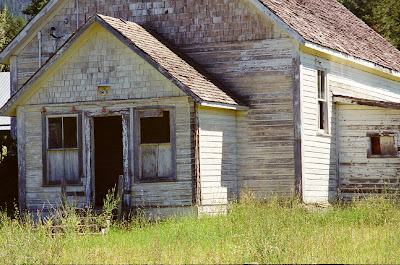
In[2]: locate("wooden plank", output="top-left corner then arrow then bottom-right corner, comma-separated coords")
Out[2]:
17,107 -> 26,210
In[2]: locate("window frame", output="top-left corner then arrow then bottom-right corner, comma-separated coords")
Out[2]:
42,112 -> 83,186
317,69 -> 329,135
132,107 -> 177,183
367,132 -> 398,158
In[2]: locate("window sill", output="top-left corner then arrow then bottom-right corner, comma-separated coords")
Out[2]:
367,155 -> 398,159
316,130 -> 331,137
42,183 -> 83,187
134,178 -> 177,184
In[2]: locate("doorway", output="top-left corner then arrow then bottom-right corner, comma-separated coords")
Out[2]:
94,116 -> 123,207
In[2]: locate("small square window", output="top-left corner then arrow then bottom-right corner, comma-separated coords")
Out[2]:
368,133 -> 397,158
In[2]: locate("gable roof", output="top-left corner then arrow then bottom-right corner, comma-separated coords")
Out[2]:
97,15 -> 241,107
0,73 -> 10,130
0,15 -> 244,116
256,0 -> 400,73
1,0 -> 399,78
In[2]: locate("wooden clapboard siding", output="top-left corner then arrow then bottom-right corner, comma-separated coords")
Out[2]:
337,104 -> 400,198
300,52 -> 337,204
197,106 -> 237,207
23,97 -> 194,210
130,97 -> 193,208
18,23 -> 196,210
300,50 -> 400,203
182,38 -> 297,199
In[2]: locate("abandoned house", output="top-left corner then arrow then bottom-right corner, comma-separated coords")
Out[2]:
1,0 -> 400,214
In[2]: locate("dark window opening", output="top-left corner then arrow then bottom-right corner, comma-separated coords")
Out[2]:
319,102 -> 325,130
48,117 -> 77,149
371,136 -> 381,155
140,111 -> 170,144
368,135 -> 396,157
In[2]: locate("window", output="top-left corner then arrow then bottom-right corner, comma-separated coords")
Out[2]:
44,115 -> 82,185
317,69 -> 328,133
133,108 -> 176,182
367,133 -> 398,158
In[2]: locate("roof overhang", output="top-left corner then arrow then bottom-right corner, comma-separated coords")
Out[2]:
250,0 -> 400,81
333,92 -> 400,110
0,0 -> 69,64
303,42 -> 400,81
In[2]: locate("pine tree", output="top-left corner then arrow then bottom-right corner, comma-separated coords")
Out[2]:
0,5 -> 26,71
22,0 -> 49,18
338,0 -> 400,50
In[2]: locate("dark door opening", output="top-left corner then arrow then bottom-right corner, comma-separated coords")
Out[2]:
94,116 -> 123,207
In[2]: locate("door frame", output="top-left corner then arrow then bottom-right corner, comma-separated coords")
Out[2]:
84,109 -> 131,207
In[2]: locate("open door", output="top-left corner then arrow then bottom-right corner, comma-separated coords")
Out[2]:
94,116 -> 123,207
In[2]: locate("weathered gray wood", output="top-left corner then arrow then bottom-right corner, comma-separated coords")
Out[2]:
17,106 -> 26,211
84,112 -> 92,205
122,114 -> 131,207
10,56 -> 18,139
141,145 -> 157,178
158,144 -> 172,177
117,175 -> 124,220
292,52 -> 302,198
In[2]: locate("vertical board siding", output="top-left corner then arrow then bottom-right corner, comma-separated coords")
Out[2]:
198,106 -> 238,208
183,38 -> 297,199
337,104 -> 400,198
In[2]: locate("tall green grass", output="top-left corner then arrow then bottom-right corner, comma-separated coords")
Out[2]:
1,195 -> 400,264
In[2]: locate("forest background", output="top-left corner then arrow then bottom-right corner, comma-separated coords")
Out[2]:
0,0 -> 399,71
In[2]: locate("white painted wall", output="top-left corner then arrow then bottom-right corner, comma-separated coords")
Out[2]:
197,106 -> 238,209
300,50 -> 400,203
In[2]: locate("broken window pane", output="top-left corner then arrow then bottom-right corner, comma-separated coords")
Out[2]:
369,135 -> 396,157
64,117 -> 77,148
140,111 -> 170,144
371,136 -> 381,155
48,118 -> 62,149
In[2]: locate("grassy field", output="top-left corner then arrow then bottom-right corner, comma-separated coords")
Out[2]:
1,195 -> 400,264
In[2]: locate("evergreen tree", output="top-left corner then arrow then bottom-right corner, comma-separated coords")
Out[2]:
338,0 -> 400,50
0,6 -> 26,71
22,0 -> 49,18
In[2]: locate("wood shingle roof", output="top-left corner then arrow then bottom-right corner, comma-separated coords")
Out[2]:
97,14 -> 241,107
258,0 -> 400,72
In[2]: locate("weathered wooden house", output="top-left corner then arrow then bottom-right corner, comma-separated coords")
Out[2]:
1,0 -> 400,213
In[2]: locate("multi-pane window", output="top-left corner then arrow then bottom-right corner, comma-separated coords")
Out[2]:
317,69 -> 328,132
136,109 -> 175,181
46,116 -> 80,185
